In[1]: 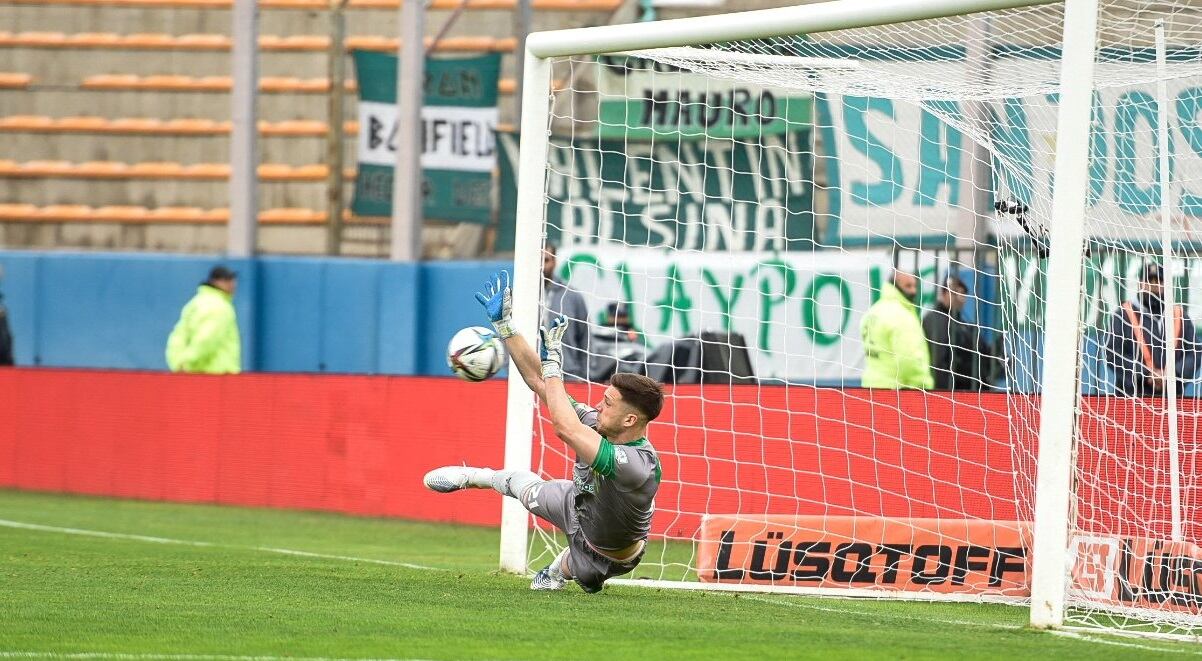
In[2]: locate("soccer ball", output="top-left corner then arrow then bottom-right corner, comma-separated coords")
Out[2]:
446,326 -> 506,382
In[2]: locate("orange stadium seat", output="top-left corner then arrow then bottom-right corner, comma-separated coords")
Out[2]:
259,120 -> 327,136
129,161 -> 185,177
163,118 -> 229,134
0,31 -> 516,52
0,73 -> 33,88
175,34 -> 231,49
57,116 -> 110,131
76,161 -> 132,178
0,115 -> 54,130
106,117 -> 168,132
3,0 -> 621,10
0,204 -> 347,224
67,32 -> 123,47
77,73 -> 529,94
344,36 -> 395,52
0,203 -> 40,220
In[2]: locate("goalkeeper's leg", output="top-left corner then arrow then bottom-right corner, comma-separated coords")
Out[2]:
423,466 -> 546,500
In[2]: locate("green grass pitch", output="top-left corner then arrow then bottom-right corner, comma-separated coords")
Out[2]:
0,489 -> 1196,660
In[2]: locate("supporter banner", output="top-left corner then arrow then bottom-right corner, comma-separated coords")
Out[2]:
594,55 -> 812,140
698,515 -> 1031,595
352,51 -> 499,222
557,245 -> 948,382
1000,250 -> 1202,332
496,130 -> 814,252
816,53 -> 1202,243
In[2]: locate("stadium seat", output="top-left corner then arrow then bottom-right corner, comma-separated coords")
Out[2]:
0,73 -> 33,88
78,73 -> 529,94
129,161 -> 185,177
258,120 -> 326,136
3,0 -> 621,9
0,203 -> 339,224
0,116 -> 349,136
0,31 -> 517,52
0,115 -> 54,130
174,34 -> 230,49
57,116 -> 110,131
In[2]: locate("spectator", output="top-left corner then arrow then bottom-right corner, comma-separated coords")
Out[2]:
860,270 -> 933,389
589,302 -> 649,382
543,244 -> 590,380
0,265 -> 12,366
1105,263 -> 1200,396
166,265 -> 242,374
922,274 -> 986,391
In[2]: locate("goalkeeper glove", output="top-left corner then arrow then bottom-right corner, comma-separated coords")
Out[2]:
474,270 -> 515,339
540,315 -> 568,380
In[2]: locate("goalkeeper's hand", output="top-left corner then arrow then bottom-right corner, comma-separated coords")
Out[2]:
540,315 -> 568,380
474,270 -> 515,339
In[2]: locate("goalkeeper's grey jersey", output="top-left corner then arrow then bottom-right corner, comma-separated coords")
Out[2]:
570,399 -> 662,552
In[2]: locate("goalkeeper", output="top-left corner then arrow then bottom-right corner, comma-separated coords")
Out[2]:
424,271 -> 664,593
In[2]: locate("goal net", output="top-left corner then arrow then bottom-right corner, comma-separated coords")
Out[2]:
507,0 -> 1202,639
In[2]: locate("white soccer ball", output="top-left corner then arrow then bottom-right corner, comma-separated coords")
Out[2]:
446,326 -> 507,382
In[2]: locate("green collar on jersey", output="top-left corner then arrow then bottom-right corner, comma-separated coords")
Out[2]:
591,437 -> 660,483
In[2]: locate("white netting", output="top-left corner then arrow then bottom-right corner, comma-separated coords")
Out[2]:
521,0 -> 1202,639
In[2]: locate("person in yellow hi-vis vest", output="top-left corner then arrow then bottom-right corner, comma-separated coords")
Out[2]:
860,271 -> 933,389
166,265 -> 241,374
1105,263 -> 1200,396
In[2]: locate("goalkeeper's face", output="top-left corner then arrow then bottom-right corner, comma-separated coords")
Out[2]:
594,386 -> 644,437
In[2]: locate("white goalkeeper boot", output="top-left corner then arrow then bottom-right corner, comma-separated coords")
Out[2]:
530,548 -> 569,591
423,466 -> 494,493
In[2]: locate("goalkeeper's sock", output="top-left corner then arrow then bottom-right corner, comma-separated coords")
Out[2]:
490,469 -> 543,500
467,467 -> 496,489
547,547 -> 569,582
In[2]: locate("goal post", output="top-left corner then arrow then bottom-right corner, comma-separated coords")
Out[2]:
499,48 -> 553,574
500,0 -> 1202,639
1028,0 -> 1099,630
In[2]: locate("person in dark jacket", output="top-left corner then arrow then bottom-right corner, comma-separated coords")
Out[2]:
543,244 -> 590,380
1105,263 -> 1201,397
922,274 -> 986,391
0,266 -> 13,366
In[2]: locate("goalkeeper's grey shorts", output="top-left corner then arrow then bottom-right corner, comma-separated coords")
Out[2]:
522,479 -> 645,593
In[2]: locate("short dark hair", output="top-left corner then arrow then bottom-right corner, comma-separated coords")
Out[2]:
611,372 -> 664,421
543,243 -> 557,256
942,274 -> 967,294
207,265 -> 237,282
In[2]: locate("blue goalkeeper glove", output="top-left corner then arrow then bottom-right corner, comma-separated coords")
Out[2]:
540,315 -> 568,380
474,270 -> 515,339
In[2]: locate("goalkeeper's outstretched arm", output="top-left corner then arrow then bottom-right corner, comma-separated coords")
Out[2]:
540,315 -> 602,464
503,332 -> 546,401
475,270 -> 546,401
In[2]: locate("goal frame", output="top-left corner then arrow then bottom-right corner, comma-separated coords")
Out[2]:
499,0 -> 1097,632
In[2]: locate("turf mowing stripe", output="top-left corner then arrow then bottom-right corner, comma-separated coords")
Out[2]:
746,595 -> 1202,655
1049,630 -> 1202,654
0,653 -> 435,660
0,518 -> 445,572
739,594 -> 1022,631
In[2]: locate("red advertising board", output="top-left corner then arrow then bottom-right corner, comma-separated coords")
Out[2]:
2,369 -> 1200,557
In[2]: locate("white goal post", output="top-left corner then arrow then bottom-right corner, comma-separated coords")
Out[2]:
499,0 -> 1202,639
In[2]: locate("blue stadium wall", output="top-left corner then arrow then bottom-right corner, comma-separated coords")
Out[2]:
0,251 -> 508,377
0,250 -> 1130,392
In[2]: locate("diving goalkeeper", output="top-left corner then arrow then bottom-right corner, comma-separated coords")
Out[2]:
423,271 -> 664,593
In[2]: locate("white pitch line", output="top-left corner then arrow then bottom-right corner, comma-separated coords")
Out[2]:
0,653 -> 435,661
746,594 -> 1201,655
740,593 -> 1022,630
0,518 -> 444,572
1049,629 -> 1202,655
